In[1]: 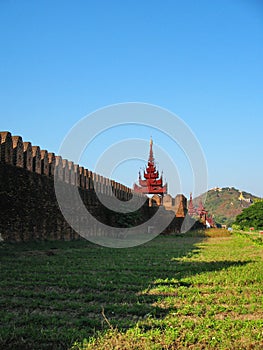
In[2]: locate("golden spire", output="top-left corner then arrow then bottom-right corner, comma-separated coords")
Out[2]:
239,191 -> 244,201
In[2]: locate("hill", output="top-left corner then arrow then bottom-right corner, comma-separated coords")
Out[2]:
193,187 -> 260,226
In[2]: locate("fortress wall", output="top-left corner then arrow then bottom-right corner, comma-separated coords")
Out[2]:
68,161 -> 74,185
162,193 -> 188,218
12,136 -> 24,167
74,164 -> 80,187
40,150 -> 49,175
175,194 -> 188,217
79,166 -> 85,188
32,146 -> 41,174
62,159 -> 70,183
1,131 -> 169,242
23,142 -> 33,171
55,155 -> 63,180
48,152 -> 55,176
0,161 -> 157,242
0,161 -> 73,242
0,131 -> 13,164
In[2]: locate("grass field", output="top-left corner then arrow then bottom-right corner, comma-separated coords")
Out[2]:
0,230 -> 262,349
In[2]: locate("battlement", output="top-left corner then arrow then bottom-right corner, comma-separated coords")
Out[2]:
0,131 -> 140,201
0,131 -> 189,242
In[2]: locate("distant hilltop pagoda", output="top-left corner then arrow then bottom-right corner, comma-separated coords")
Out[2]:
133,138 -> 167,202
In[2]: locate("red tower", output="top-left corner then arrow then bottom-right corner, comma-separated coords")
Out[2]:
188,193 -> 196,217
197,199 -> 208,221
133,138 -> 167,199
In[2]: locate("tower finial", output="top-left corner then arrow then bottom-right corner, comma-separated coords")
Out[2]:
149,137 -> 154,163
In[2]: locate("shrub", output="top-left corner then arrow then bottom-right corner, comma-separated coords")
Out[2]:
234,201 -> 263,230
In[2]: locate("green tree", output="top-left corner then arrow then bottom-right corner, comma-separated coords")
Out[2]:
253,198 -> 263,203
234,201 -> 263,230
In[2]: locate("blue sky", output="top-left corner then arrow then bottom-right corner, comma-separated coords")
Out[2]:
0,0 -> 262,197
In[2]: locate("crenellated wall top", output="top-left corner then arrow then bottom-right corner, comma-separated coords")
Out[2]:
0,130 -> 139,198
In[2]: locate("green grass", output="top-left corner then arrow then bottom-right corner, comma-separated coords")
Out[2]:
0,230 -> 262,349
234,229 -> 263,247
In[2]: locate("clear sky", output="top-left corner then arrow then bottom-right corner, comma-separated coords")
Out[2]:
0,0 -> 262,197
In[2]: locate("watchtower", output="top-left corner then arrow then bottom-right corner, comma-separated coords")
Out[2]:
133,138 -> 167,204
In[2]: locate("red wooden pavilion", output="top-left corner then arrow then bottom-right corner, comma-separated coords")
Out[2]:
133,138 -> 167,201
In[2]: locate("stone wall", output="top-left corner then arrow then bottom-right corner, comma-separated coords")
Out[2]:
0,131 -> 188,242
0,131 -> 154,242
0,131 -> 136,201
0,161 -> 155,242
163,194 -> 188,217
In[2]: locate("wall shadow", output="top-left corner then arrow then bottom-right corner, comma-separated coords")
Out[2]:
0,234 -> 254,350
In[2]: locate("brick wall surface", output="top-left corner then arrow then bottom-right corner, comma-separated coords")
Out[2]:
0,131 -> 187,241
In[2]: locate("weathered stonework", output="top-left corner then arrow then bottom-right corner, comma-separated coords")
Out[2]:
55,156 -> 63,180
0,131 -> 13,164
68,161 -> 75,185
162,194 -> 187,217
175,194 -> 187,217
40,150 -> 49,175
79,166 -> 86,189
32,146 -> 41,174
23,142 -> 33,171
74,164 -> 80,187
12,136 -> 24,167
0,130 -> 189,242
48,152 -> 55,176
62,159 -> 70,183
87,170 -> 93,190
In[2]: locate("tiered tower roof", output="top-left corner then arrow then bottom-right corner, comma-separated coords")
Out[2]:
133,138 -> 167,195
